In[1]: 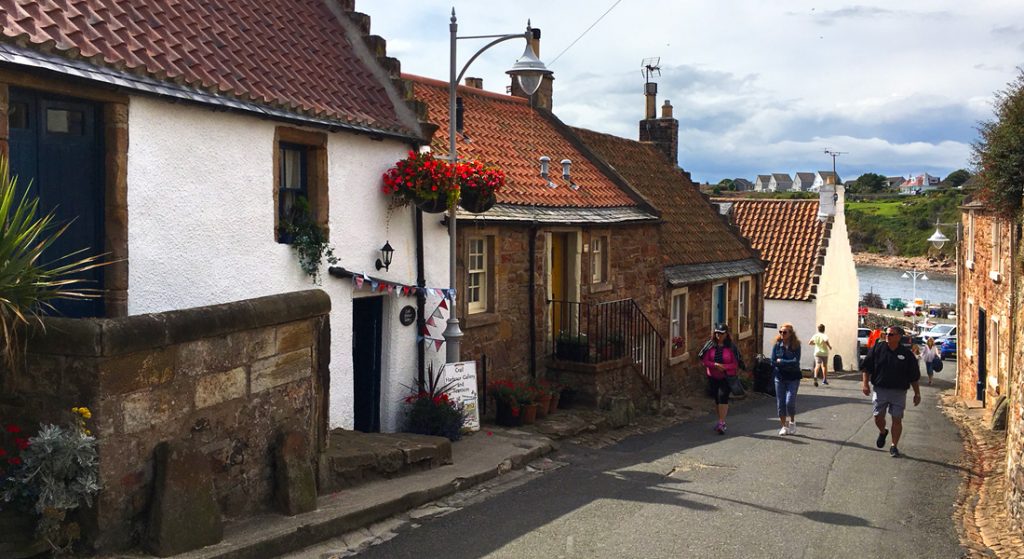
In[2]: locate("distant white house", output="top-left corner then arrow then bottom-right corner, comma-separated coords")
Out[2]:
812,171 -> 842,192
769,173 -> 794,192
793,172 -> 816,192
754,174 -> 772,192
899,173 -> 941,195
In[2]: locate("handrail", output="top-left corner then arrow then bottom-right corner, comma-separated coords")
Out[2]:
549,299 -> 664,393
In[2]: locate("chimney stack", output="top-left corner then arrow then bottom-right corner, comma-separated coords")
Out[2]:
509,28 -> 554,110
639,91 -> 679,164
464,77 -> 483,89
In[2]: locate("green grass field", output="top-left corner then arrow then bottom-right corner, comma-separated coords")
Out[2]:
844,190 -> 964,256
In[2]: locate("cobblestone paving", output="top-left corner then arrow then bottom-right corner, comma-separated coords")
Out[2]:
942,394 -> 1024,558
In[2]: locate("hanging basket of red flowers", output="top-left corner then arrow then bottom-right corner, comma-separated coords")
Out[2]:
382,151 -> 459,213
457,161 -> 505,214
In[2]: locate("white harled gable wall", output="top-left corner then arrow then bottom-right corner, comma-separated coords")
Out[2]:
125,96 -> 449,431
763,299 -> 816,369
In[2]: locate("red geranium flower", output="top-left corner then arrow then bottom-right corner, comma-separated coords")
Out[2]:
13,438 -> 28,450
0,448 -> 6,458
7,457 -> 21,466
5,424 -> 20,434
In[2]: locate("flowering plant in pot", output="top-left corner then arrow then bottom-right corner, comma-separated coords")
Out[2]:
1,407 -> 100,556
381,151 -> 459,213
457,161 -> 504,213
487,379 -> 528,427
402,365 -> 466,441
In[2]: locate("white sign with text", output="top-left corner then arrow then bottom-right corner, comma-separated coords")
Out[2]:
441,361 -> 480,432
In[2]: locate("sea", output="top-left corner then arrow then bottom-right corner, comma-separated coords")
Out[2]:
857,264 -> 956,306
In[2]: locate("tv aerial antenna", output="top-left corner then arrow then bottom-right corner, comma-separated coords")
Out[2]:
641,57 -> 661,84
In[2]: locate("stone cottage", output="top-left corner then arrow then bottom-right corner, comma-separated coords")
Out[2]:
713,177 -> 858,371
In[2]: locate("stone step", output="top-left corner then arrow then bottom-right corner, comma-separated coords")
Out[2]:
318,430 -> 452,495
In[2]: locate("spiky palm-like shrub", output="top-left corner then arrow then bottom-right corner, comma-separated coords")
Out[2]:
0,157 -> 106,371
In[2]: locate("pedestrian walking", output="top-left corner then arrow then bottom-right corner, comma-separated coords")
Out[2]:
919,337 -> 940,385
860,325 -> 921,457
771,323 -> 802,435
867,327 -> 883,349
808,324 -> 833,386
699,323 -> 741,434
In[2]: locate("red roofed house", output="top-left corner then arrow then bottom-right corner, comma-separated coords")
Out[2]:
409,41 -> 763,402
713,177 -> 859,371
1,0 -> 450,549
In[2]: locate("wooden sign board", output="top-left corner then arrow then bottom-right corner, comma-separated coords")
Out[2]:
441,361 -> 480,432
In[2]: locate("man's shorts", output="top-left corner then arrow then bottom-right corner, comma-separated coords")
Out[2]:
815,354 -> 828,365
872,387 -> 908,418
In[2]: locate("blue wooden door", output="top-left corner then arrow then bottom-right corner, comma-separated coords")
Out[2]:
7,88 -> 105,318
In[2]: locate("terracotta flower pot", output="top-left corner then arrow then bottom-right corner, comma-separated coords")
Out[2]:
535,394 -> 552,419
520,403 -> 539,425
459,189 -> 497,213
548,392 -> 560,415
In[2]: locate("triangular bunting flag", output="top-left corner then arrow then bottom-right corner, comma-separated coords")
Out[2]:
355,276 -> 364,289
422,325 -> 430,336
435,339 -> 444,351
431,306 -> 443,319
426,316 -> 436,327
370,280 -> 379,291
439,298 -> 448,310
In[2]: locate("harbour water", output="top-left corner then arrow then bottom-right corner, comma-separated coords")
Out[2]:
857,264 -> 956,306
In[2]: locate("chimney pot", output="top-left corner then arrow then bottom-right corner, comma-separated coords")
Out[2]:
464,77 -> 483,89
661,100 -> 673,119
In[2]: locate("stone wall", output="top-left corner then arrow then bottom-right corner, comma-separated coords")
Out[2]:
2,290 -> 330,552
457,221 -> 762,402
956,209 -> 1015,404
1002,220 -> 1023,528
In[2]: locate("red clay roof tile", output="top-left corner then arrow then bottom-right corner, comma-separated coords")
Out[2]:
406,75 -> 637,209
715,199 -> 825,301
0,0 -> 414,135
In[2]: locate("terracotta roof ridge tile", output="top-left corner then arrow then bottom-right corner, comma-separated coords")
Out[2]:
403,73 -> 530,104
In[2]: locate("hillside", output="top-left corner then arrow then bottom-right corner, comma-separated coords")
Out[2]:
844,190 -> 964,257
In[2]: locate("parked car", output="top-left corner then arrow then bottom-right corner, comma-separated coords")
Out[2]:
857,328 -> 871,356
940,337 -> 957,360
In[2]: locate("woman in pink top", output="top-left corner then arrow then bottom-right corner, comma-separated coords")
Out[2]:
700,323 -> 739,434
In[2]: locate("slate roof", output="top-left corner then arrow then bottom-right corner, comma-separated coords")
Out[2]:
407,75 -> 640,209
0,0 -> 419,137
713,199 -> 825,301
771,173 -> 793,184
794,172 -> 816,188
570,126 -> 761,267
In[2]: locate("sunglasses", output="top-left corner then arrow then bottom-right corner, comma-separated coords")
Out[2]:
779,330 -> 791,334
714,331 -> 726,335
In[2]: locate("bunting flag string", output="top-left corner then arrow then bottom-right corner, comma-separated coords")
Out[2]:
335,266 -> 457,301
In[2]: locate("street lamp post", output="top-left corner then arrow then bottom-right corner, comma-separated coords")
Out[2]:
443,10 -> 552,363
901,269 -> 928,310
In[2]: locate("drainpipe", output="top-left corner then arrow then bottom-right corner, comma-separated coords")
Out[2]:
529,223 -> 539,379
416,208 -> 426,387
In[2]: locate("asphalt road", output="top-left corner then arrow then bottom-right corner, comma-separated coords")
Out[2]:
354,369 -> 964,559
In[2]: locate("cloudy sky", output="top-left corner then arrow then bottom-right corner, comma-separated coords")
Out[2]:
359,1 -> 1024,184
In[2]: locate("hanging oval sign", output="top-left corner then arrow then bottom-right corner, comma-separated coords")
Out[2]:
399,305 -> 417,326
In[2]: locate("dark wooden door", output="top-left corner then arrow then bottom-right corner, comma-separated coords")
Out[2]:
977,307 -> 987,403
7,88 -> 105,317
352,296 -> 383,433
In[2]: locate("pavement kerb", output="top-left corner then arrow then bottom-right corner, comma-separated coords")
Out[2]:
100,432 -> 555,559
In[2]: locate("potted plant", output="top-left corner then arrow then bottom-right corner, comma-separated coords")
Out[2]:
401,365 -> 466,441
382,151 -> 459,213
671,336 -> 686,357
555,331 -> 590,363
487,380 -> 522,427
517,385 -> 539,425
283,196 -> 338,284
457,160 -> 504,214
597,332 -> 625,361
1,407 -> 100,556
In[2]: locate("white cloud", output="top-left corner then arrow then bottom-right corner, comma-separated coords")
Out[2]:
359,0 -> 1023,181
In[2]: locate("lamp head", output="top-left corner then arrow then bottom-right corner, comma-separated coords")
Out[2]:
928,227 -> 950,249
375,240 -> 394,272
506,28 -> 552,96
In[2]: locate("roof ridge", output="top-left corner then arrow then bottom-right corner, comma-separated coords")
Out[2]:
403,73 -> 531,104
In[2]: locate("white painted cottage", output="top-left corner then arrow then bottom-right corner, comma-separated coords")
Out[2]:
713,179 -> 859,371
0,0 -> 447,432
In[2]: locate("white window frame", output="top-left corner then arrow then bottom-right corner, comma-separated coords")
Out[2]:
990,316 -> 1001,390
591,234 -> 609,285
966,211 -> 975,270
990,220 -> 1003,281
965,298 -> 974,358
467,237 -> 488,314
669,287 -> 689,363
738,277 -> 752,338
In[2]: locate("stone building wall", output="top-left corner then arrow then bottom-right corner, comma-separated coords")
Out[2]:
956,209 -> 1015,404
1002,219 -> 1023,529
3,290 -> 330,552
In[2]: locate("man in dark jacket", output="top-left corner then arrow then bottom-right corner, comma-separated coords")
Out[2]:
860,325 -> 921,457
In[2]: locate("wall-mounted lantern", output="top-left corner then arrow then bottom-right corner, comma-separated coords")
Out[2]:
375,241 -> 394,272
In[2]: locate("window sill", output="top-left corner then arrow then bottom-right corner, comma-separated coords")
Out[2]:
990,271 -> 1002,282
590,282 -> 613,294
670,351 -> 690,366
465,312 -> 500,329
738,330 -> 752,340
966,260 -> 974,271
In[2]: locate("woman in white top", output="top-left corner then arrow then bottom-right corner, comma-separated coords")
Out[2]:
919,337 -> 940,385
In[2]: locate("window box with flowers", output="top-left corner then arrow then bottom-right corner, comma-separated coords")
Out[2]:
457,161 -> 504,214
382,151 -> 459,214
671,336 -> 686,357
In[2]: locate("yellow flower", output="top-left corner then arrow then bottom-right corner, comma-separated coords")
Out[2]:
84,429 -> 92,436
71,407 -> 80,414
82,409 -> 92,419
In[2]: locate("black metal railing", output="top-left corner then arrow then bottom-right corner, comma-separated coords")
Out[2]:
549,299 -> 664,392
